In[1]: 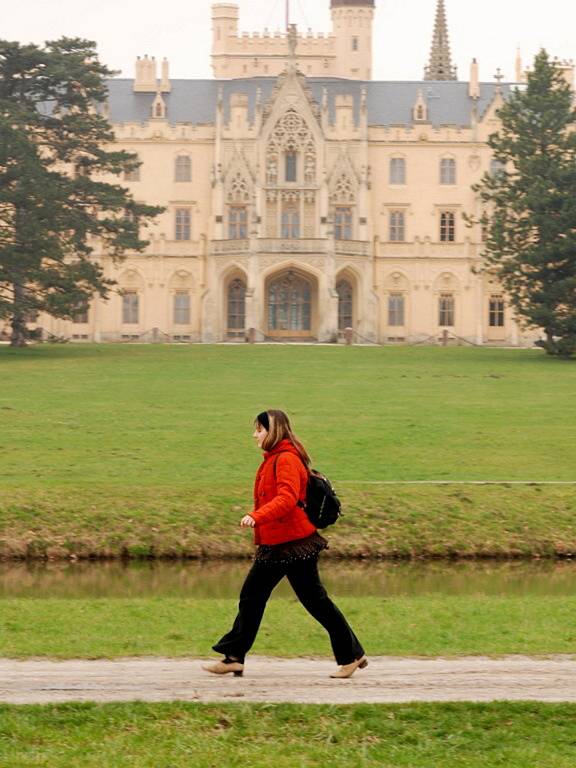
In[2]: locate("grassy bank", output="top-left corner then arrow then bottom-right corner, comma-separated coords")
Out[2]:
1,484 -> 575,560
1,701 -> 575,767
1,344 -> 575,559
1,595 -> 575,658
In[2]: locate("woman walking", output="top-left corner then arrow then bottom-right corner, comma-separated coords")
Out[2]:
203,409 -> 367,679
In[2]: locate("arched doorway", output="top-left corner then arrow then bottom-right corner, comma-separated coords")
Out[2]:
226,277 -> 246,339
336,278 -> 353,332
267,270 -> 313,338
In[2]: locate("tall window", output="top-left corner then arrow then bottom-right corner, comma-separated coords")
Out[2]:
122,291 -> 139,324
72,302 -> 89,324
440,158 -> 456,184
334,207 -> 352,240
175,156 -> 192,182
389,157 -> 406,185
281,205 -> 300,239
173,292 -> 191,325
285,151 -> 298,182
439,293 -> 455,326
489,295 -> 505,327
352,36 -> 359,51
388,293 -> 405,326
490,159 -> 506,178
389,211 -> 406,242
336,279 -> 353,330
440,211 -> 456,242
268,272 -> 311,332
228,206 -> 248,239
227,279 -> 246,336
124,159 -> 140,182
175,208 -> 191,241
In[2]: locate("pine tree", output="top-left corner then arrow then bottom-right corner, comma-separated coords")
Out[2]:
0,37 -> 163,346
474,50 -> 576,358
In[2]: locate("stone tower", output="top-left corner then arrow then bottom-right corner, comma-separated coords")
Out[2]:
424,0 -> 457,81
331,0 -> 375,80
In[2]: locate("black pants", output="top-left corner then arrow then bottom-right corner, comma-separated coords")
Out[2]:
212,556 -> 365,666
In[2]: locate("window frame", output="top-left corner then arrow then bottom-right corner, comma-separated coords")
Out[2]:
285,151 -> 298,183
228,205 -> 248,239
122,290 -> 139,325
438,293 -> 455,327
174,155 -> 192,183
389,210 -> 406,242
336,279 -> 353,330
334,206 -> 353,241
173,291 -> 191,325
175,207 -> 192,241
389,157 -> 406,185
281,205 -> 300,239
440,157 -> 457,185
388,292 -> 405,326
124,160 -> 141,183
489,294 -> 505,327
439,210 -> 456,242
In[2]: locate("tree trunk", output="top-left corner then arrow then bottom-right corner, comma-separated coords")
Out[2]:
10,283 -> 28,348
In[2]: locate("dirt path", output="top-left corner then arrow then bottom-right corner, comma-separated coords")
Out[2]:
1,656 -> 575,705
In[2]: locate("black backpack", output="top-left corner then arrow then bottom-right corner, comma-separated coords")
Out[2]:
273,455 -> 342,529
297,469 -> 342,529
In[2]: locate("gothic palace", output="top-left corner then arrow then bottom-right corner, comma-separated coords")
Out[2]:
34,0 -> 576,345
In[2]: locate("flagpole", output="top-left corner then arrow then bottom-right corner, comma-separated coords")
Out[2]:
286,0 -> 289,31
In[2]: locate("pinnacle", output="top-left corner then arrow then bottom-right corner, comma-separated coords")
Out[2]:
424,0 -> 458,81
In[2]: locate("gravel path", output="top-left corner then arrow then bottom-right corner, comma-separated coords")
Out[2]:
1,656 -> 576,705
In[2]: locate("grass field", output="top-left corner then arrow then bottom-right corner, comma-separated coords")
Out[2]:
1,595 -> 575,658
1,344 -> 575,558
1,701 -> 575,767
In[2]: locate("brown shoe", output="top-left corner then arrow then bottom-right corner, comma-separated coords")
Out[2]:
330,656 -> 368,679
202,659 -> 244,677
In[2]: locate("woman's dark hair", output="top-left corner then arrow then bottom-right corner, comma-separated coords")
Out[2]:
255,409 -> 311,467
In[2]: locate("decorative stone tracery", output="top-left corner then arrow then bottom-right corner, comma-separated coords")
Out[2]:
266,108 -> 317,185
226,170 -> 251,204
330,172 -> 357,205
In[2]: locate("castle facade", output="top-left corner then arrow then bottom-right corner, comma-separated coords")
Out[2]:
37,0 -> 570,346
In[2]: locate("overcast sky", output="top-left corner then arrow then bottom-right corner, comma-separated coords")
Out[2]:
3,0 -> 575,83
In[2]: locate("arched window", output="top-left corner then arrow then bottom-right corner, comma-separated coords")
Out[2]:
268,272 -> 311,332
175,155 -> 192,182
336,279 -> 353,331
227,279 -> 246,337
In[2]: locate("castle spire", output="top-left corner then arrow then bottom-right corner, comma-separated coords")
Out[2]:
424,0 -> 457,81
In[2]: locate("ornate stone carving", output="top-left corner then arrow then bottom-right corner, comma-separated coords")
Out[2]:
226,171 -> 251,203
330,172 -> 356,204
266,108 -> 316,184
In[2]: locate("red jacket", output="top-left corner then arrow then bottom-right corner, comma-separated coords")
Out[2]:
251,439 -> 316,545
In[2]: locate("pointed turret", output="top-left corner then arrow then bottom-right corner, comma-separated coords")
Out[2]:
424,0 -> 457,81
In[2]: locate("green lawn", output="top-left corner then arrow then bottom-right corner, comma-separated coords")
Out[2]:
1,595 -> 575,658
1,344 -> 575,558
1,702 -> 575,767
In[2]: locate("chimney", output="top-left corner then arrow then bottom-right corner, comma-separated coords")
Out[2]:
134,55 -> 158,93
469,58 -> 480,99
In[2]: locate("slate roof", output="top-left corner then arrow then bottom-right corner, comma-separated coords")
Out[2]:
106,77 -> 514,129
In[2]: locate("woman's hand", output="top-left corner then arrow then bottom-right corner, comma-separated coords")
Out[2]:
240,514 -> 256,528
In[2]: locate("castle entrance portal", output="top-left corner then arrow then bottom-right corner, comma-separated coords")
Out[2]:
266,270 -> 314,339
